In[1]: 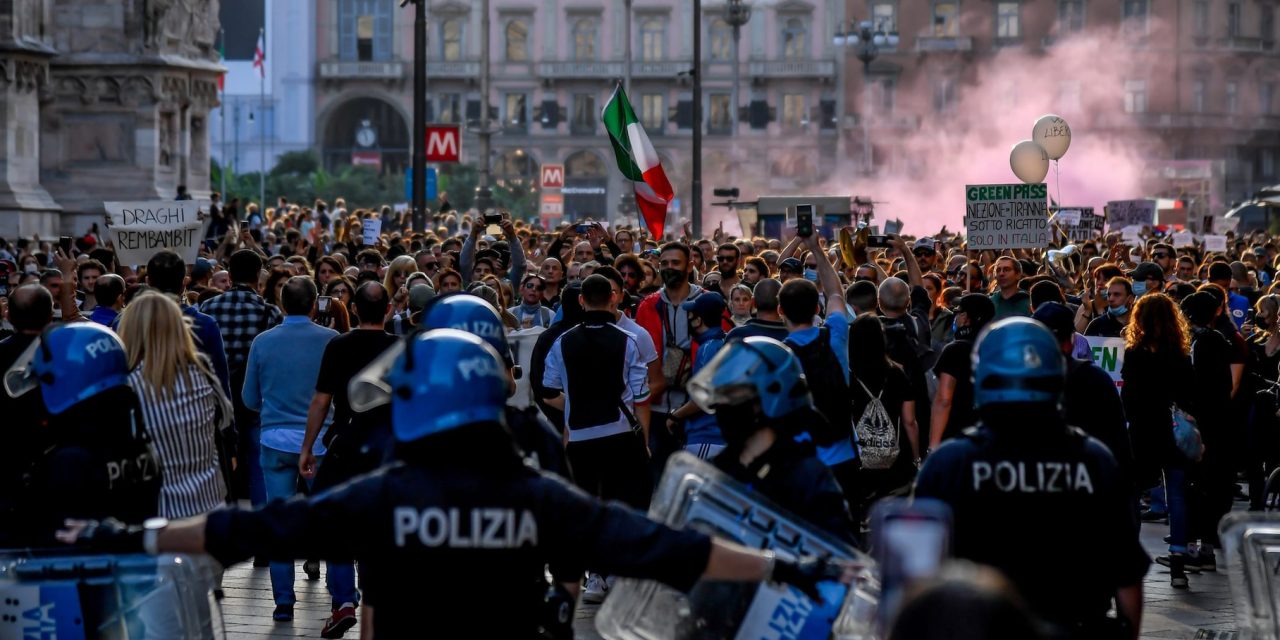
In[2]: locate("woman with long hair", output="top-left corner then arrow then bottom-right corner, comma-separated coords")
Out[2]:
1121,292 -> 1196,588
1245,294 -> 1280,510
383,255 -> 417,316
922,272 -> 954,350
263,267 -> 293,310
120,293 -> 230,519
847,314 -> 920,513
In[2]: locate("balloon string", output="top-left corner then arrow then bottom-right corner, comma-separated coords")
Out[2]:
1054,159 -> 1062,211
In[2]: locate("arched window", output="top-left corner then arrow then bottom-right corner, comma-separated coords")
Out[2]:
782,17 -> 806,60
505,19 -> 528,62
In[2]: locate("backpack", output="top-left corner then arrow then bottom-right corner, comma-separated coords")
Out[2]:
853,378 -> 899,470
789,327 -> 852,447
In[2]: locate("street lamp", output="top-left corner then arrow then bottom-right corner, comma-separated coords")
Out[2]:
833,20 -> 898,175
722,0 -> 752,142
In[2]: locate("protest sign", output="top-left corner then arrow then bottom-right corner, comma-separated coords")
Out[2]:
1214,216 -> 1241,234
507,328 -> 546,411
104,200 -> 210,266
964,183 -> 1049,250
1061,207 -> 1103,243
1121,225 -> 1143,244
363,218 -> 382,245
1106,200 -> 1156,231
1055,209 -> 1081,226
1204,235 -> 1228,252
1084,336 -> 1124,388
1172,230 -> 1194,248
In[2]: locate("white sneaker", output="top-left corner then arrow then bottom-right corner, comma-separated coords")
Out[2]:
582,573 -> 607,604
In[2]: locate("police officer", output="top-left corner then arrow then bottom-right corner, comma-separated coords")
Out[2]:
419,292 -> 569,478
689,336 -> 858,546
60,330 -> 846,638
914,318 -> 1148,639
4,323 -> 160,545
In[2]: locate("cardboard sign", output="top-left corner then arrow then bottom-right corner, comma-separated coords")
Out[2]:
1204,235 -> 1228,252
964,183 -> 1050,250
104,200 -> 210,266
1215,216 -> 1241,234
1055,209 -> 1081,226
507,328 -> 546,412
1172,230 -> 1195,248
1062,207 -> 1103,243
1084,336 -> 1125,388
1106,199 -> 1156,230
362,218 -> 382,245
1121,225 -> 1144,244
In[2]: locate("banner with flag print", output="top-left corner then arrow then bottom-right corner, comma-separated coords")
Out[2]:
252,29 -> 265,78
602,84 -> 673,240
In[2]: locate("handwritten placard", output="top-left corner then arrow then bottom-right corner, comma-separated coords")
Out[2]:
1063,207 -> 1103,243
1055,209 -> 1081,226
362,218 -> 382,245
1106,199 -> 1156,230
964,183 -> 1050,250
1085,336 -> 1125,388
1204,235 -> 1228,252
104,200 -> 210,266
1172,231 -> 1195,248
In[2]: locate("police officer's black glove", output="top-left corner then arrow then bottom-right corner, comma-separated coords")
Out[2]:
769,556 -> 846,604
68,518 -> 146,554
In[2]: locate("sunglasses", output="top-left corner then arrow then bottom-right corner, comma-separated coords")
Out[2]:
524,282 -> 546,291
716,255 -> 736,262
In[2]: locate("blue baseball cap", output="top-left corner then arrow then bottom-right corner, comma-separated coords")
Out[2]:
681,291 -> 726,319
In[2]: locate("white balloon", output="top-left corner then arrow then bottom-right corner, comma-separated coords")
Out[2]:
1009,140 -> 1050,184
1032,114 -> 1072,160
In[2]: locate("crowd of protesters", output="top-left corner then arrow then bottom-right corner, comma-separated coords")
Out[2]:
1,192 -> 1276,638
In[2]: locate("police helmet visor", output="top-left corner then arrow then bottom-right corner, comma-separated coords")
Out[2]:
688,340 -> 779,413
347,340 -> 404,413
3,338 -> 39,399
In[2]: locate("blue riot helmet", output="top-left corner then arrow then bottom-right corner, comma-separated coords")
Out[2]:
385,329 -> 510,442
688,336 -> 812,419
3,323 -> 129,415
971,317 -> 1065,408
419,292 -> 513,366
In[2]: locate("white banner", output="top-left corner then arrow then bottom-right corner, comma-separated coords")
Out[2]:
363,218 -> 382,245
1204,235 -> 1228,252
104,200 -> 210,267
964,183 -> 1050,250
507,327 -> 546,411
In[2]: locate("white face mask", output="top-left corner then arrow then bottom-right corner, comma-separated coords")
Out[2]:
23,263 -> 37,274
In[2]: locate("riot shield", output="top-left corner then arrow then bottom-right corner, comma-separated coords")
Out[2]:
0,552 -> 224,639
596,452 -> 879,640
1220,512 -> 1280,639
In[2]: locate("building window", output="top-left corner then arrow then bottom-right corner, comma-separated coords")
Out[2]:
872,2 -> 897,32
782,17 -> 807,60
340,0 -> 392,62
782,94 -> 807,128
1122,0 -> 1147,36
641,94 -> 665,132
933,2 -> 959,37
1262,83 -> 1275,115
881,78 -> 897,113
933,77 -> 955,113
1057,0 -> 1085,33
438,94 -> 461,123
1263,6 -> 1275,42
996,2 -> 1021,39
709,17 -> 733,61
1058,80 -> 1081,112
1226,81 -> 1239,113
1192,79 -> 1206,113
571,94 -> 596,134
505,19 -> 528,62
639,16 -> 666,62
504,93 -> 527,131
1193,1 -> 1209,38
572,17 -> 598,61
709,94 -> 732,133
441,18 -> 464,61
1227,3 -> 1241,37
1263,149 -> 1276,178
1124,79 -> 1147,113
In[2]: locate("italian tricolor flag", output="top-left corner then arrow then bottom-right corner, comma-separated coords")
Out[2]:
602,85 -> 673,240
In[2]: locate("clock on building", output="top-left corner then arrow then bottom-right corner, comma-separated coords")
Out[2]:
355,120 -> 377,148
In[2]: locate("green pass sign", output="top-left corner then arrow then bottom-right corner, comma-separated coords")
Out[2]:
964,183 -> 1050,250
1085,336 -> 1125,388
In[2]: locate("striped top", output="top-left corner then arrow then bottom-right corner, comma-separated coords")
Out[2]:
128,363 -> 226,518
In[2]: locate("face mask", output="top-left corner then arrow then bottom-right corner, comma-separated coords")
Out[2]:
660,268 -> 686,288
1109,304 -> 1129,317
955,323 -> 976,341
803,268 -> 818,282
1131,281 -> 1147,297
23,263 -> 37,274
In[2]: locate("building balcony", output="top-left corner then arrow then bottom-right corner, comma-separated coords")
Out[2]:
747,59 -> 835,79
915,36 -> 973,52
631,60 -> 688,79
1219,36 -> 1268,52
537,60 -> 625,79
427,60 -> 482,78
317,60 -> 406,80
1096,111 -> 1280,131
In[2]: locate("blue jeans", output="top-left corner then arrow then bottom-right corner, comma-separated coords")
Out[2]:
259,446 -> 359,607
246,422 -> 266,506
1163,467 -> 1190,554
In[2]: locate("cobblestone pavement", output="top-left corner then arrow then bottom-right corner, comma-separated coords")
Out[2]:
217,512 -> 1243,639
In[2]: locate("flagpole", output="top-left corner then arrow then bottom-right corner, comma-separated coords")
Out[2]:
219,28 -> 226,198
258,27 -> 266,213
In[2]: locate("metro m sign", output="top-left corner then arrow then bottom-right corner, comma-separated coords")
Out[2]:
541,164 -> 565,189
425,125 -> 460,163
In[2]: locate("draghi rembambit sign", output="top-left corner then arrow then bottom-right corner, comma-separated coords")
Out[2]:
104,200 -> 211,266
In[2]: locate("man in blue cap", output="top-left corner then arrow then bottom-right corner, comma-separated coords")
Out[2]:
58,330 -> 850,638
916,318 -> 1148,638
666,291 -> 728,459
